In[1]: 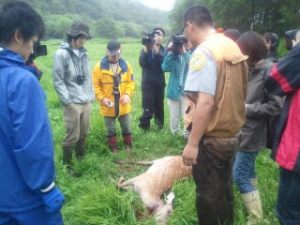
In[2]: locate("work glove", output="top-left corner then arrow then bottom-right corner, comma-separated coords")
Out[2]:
41,186 -> 65,213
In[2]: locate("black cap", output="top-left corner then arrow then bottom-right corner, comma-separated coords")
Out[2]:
285,29 -> 300,40
153,27 -> 165,36
66,21 -> 92,39
107,40 -> 121,55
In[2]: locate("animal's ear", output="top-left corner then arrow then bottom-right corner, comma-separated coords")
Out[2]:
165,192 -> 175,204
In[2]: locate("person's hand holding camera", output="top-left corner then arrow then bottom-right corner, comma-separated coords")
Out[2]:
144,42 -> 155,53
180,44 -> 187,54
120,94 -> 130,105
167,42 -> 174,52
143,46 -> 150,53
102,98 -> 114,107
153,44 -> 160,54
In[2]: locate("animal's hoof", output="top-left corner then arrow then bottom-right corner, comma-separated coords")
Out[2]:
117,176 -> 126,188
166,192 -> 175,204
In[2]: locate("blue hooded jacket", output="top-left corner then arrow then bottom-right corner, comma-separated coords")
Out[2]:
0,48 -> 55,212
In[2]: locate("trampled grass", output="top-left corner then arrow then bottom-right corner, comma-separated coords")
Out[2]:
36,39 -> 280,225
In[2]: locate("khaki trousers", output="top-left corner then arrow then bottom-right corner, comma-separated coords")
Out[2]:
62,103 -> 91,148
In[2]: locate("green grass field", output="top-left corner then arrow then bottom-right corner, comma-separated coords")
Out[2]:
35,39 -> 281,225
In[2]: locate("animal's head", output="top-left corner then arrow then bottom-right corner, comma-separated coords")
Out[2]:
154,192 -> 175,225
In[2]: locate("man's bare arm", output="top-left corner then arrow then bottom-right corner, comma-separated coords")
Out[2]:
182,92 -> 214,165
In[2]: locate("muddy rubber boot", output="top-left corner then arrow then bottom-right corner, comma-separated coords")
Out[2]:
63,146 -> 82,176
123,133 -> 132,150
250,178 -> 258,188
107,135 -> 118,153
75,138 -> 86,160
63,146 -> 73,166
242,190 -> 263,225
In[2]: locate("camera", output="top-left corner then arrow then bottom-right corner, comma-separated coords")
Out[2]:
32,42 -> 47,59
142,31 -> 159,46
168,34 -> 188,55
26,42 -> 47,65
76,75 -> 85,85
172,34 -> 188,49
285,29 -> 299,40
285,29 -> 300,50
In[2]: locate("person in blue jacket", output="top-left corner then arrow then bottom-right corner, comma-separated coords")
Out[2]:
0,2 -> 64,225
162,37 -> 192,136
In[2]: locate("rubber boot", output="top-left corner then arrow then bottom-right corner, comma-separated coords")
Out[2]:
63,146 -> 82,177
241,190 -> 263,225
123,133 -> 132,150
63,146 -> 73,166
155,118 -> 164,130
75,138 -> 86,160
250,178 -> 258,188
107,135 -> 118,153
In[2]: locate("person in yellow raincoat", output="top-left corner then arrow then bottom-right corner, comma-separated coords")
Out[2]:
93,40 -> 134,152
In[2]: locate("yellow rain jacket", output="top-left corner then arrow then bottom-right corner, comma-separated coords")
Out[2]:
93,57 -> 134,117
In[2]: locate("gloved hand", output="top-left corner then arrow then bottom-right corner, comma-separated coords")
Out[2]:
41,187 -> 65,213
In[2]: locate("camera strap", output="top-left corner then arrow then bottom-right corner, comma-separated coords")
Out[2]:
67,49 -> 83,77
178,55 -> 185,88
112,64 -> 122,117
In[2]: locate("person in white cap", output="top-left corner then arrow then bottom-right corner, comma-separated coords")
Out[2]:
93,40 -> 135,152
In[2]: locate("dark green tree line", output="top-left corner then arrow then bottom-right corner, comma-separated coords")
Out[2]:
1,0 -> 169,39
170,0 -> 300,35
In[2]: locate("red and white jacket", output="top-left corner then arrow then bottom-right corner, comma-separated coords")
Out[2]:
266,43 -> 300,173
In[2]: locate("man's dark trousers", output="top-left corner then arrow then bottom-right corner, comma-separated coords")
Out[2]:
276,168 -> 300,225
139,84 -> 164,129
193,136 -> 238,225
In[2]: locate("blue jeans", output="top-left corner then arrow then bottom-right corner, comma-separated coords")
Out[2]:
277,168 -> 300,225
233,151 -> 259,193
0,206 -> 64,225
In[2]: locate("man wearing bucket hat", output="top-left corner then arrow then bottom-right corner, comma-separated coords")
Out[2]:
53,21 -> 94,170
93,40 -> 135,152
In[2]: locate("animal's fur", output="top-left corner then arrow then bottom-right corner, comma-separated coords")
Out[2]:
117,156 -> 192,224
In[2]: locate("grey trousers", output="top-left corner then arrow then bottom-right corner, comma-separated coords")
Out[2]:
63,103 -> 91,148
104,114 -> 131,136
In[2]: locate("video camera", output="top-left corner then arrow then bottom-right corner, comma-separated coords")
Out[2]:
171,34 -> 188,49
142,31 -> 159,46
167,34 -> 188,55
285,29 -> 300,50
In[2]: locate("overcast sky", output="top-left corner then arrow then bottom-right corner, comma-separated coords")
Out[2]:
138,0 -> 175,11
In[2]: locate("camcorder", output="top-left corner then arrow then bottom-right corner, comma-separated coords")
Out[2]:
141,31 -> 159,46
168,34 -> 188,55
172,34 -> 188,49
285,29 -> 300,50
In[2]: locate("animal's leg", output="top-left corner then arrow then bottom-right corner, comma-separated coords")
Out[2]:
139,191 -> 164,213
117,176 -> 138,190
114,160 -> 154,166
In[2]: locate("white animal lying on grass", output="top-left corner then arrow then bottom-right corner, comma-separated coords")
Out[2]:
116,156 -> 192,225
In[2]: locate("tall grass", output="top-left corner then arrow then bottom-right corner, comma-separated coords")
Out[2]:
36,38 -> 280,225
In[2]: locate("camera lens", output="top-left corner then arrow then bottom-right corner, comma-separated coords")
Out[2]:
76,75 -> 85,85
